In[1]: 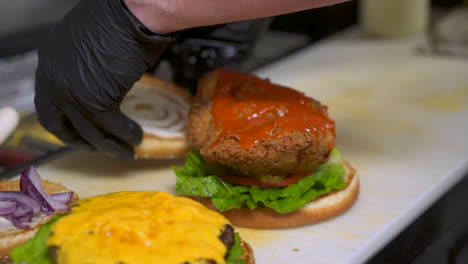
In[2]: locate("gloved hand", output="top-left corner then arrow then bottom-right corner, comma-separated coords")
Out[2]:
34,0 -> 177,159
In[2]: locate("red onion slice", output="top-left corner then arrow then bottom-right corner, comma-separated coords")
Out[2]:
0,192 -> 44,229
0,191 -> 42,215
0,166 -> 73,229
20,167 -> 68,214
18,211 -> 34,223
0,167 -> 73,229
4,214 -> 30,229
12,205 -> 32,217
51,192 -> 73,204
0,201 -> 16,215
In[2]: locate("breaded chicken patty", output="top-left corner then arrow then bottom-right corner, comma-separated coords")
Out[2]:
187,69 -> 336,176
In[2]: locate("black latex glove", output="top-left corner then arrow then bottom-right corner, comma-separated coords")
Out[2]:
34,0 -> 177,159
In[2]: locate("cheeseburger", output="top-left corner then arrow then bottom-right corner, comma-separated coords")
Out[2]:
174,69 -> 359,229
10,191 -> 254,264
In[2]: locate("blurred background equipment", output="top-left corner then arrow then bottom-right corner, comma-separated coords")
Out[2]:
160,18 -> 272,93
360,0 -> 429,38
0,0 -> 79,57
429,6 -> 468,58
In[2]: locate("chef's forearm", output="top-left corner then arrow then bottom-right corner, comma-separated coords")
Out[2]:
123,0 -> 349,34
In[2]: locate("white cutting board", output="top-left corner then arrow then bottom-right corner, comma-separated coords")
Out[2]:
37,28 -> 468,264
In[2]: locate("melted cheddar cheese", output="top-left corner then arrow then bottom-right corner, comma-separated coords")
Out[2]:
48,191 -> 230,264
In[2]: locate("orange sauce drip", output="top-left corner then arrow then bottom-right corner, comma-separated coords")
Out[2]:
211,69 -> 335,150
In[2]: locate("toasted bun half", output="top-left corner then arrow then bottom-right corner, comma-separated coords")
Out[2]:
0,180 -> 78,261
121,75 -> 193,159
241,239 -> 255,264
193,161 -> 359,229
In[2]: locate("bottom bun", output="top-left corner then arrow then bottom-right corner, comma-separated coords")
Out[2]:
135,135 -> 192,159
241,239 -> 255,264
0,180 -> 78,261
194,161 -> 359,229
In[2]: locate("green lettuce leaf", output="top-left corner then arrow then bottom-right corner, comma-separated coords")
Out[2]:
226,233 -> 245,264
10,213 -> 65,264
174,149 -> 346,214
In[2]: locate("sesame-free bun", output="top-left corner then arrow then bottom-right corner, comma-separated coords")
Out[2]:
193,161 -> 359,229
0,180 -> 78,261
241,239 -> 255,264
121,75 -> 193,159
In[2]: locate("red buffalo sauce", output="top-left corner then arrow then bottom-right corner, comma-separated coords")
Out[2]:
211,69 -> 335,150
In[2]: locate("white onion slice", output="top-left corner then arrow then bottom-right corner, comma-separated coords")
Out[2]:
121,82 -> 189,138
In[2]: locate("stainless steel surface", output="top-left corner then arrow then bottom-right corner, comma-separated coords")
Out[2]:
0,0 -> 78,37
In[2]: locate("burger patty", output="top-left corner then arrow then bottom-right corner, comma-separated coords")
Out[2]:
218,225 -> 235,250
187,72 -> 336,176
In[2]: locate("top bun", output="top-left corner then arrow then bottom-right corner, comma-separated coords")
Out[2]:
121,75 -> 193,159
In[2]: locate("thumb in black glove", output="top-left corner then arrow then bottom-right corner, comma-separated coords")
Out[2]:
34,0 -> 177,159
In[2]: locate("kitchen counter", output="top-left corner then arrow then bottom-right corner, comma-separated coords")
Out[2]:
37,28 -> 468,263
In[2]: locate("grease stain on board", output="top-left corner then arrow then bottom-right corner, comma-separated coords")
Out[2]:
418,85 -> 468,112
237,227 -> 283,248
332,229 -> 365,241
355,211 -> 396,230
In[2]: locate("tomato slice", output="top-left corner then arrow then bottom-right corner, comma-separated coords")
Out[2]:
219,171 -> 311,187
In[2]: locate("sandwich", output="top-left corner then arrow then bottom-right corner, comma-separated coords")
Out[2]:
0,167 -> 77,262
174,69 -> 359,229
121,74 -> 193,159
9,191 -> 254,264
